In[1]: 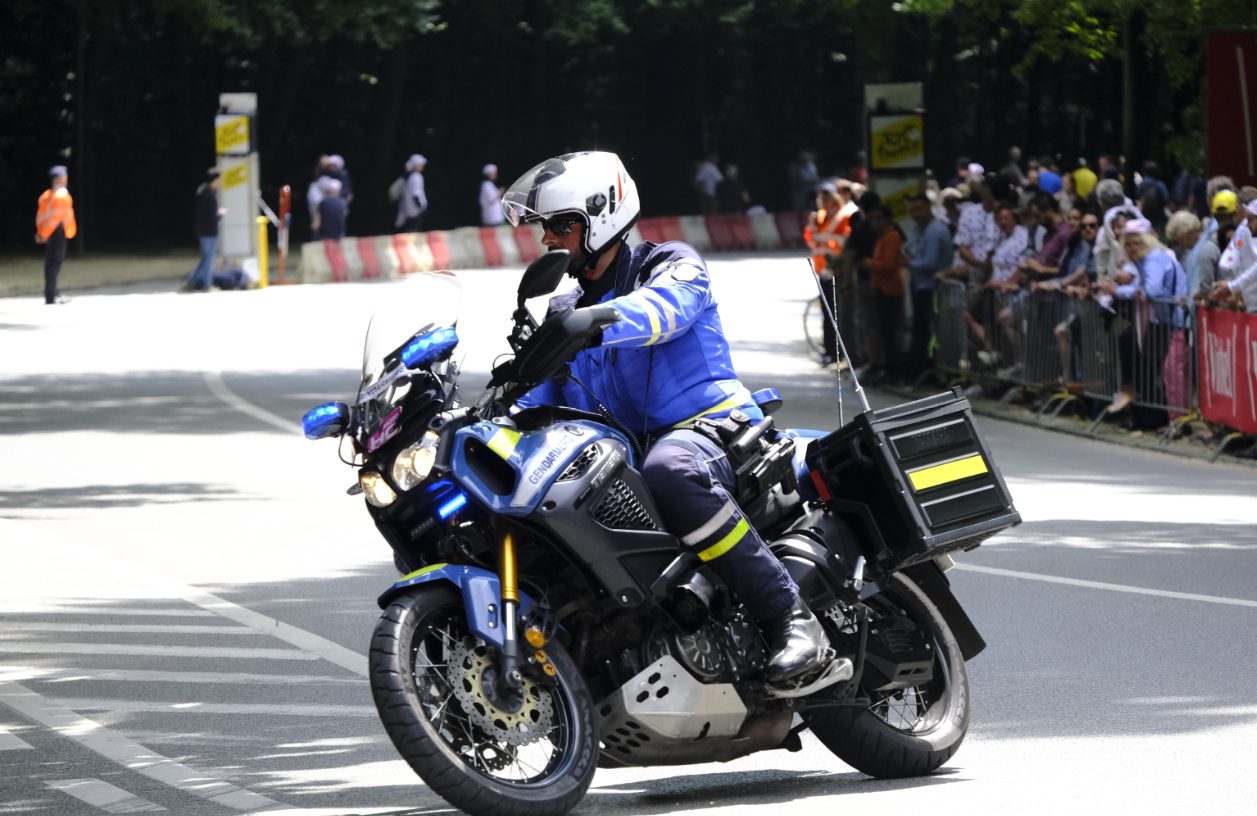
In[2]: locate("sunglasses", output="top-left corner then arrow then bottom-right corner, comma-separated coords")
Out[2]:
1081,222 -> 1099,229
541,214 -> 583,236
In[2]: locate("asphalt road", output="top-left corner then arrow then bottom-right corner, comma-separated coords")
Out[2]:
1,255 -> 1255,816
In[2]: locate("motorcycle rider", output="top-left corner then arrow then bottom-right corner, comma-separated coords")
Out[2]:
503,151 -> 830,682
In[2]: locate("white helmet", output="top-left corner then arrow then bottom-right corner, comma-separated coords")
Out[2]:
502,151 -> 640,256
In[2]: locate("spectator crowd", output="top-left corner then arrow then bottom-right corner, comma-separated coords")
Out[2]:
802,148 -> 1257,435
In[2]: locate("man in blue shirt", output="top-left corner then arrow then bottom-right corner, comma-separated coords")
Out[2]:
902,194 -> 955,378
506,152 -> 832,683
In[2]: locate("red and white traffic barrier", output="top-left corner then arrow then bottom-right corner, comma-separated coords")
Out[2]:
297,212 -> 810,283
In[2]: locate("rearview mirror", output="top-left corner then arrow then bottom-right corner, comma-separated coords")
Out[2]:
517,250 -> 570,305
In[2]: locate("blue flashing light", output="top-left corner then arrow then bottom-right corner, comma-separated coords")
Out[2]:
401,327 -> 459,369
437,492 -> 468,519
302,401 -> 349,439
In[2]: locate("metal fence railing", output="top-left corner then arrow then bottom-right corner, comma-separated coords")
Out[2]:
930,284 -> 1203,439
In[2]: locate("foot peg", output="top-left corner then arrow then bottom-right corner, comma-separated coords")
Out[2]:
764,656 -> 854,699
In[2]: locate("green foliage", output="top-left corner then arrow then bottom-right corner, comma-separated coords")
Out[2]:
546,0 -> 628,46
149,0 -> 442,48
0,0 -> 1243,248
901,0 -> 1250,89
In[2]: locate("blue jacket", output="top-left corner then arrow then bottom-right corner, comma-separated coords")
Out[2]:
517,241 -> 761,436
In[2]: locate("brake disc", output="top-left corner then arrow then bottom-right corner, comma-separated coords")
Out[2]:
448,639 -> 555,748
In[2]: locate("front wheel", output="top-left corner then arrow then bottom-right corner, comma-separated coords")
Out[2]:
369,586 -> 598,816
807,573 -> 970,777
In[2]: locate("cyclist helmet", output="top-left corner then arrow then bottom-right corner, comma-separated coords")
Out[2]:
502,151 -> 641,257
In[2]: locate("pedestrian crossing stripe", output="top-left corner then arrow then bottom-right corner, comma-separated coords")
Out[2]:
45,779 -> 166,813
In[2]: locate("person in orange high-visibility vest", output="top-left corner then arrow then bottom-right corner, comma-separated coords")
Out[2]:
803,180 -> 859,364
35,165 -> 77,305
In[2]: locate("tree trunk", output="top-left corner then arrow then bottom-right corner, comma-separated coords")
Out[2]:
364,45 -> 408,234
1122,15 -> 1135,165
261,42 -> 307,162
77,0 -> 112,256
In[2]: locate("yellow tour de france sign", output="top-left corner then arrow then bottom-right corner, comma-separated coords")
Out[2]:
882,184 -> 919,222
870,114 -> 924,170
215,115 -> 250,154
221,162 -> 249,190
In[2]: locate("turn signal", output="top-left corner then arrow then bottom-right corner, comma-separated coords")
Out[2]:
524,626 -> 546,648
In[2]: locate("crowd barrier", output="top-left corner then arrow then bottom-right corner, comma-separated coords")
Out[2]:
297,213 -> 806,284
932,283 -> 1257,451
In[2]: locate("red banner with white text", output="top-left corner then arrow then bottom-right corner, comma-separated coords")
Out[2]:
1198,306 -> 1257,434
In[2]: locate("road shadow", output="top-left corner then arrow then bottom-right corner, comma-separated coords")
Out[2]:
582,767 -> 962,813
0,482 -> 244,511
0,369 -> 358,436
4,539 -> 1256,815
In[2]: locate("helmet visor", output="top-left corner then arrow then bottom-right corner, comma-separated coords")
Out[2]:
501,157 -> 571,227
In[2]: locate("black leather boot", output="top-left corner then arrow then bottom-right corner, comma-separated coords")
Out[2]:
764,598 -> 830,682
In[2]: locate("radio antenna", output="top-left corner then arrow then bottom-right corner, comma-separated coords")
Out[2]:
808,257 -> 871,419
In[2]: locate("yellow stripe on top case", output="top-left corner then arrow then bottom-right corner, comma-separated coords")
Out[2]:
907,454 -> 988,492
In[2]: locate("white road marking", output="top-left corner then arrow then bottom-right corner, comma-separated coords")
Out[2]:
0,643 -> 318,659
56,699 -> 376,718
1,667 -> 358,686
955,563 -> 1257,609
0,725 -> 34,750
3,623 -> 262,634
174,586 -> 369,677
0,680 -> 289,812
204,370 -> 300,434
0,518 -> 370,677
45,778 -> 167,813
0,604 -> 216,617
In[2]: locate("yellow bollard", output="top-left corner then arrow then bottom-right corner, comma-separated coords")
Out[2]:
256,216 -> 269,289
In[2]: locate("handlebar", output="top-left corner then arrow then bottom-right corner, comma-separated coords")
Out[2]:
488,305 -> 620,396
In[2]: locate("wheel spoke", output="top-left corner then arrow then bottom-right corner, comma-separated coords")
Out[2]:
401,601 -> 583,788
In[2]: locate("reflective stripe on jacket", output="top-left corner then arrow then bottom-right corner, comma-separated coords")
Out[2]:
516,241 -> 761,436
803,201 -> 856,275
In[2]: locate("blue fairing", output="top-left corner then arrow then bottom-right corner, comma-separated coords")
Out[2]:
451,418 -> 634,516
377,564 -> 535,649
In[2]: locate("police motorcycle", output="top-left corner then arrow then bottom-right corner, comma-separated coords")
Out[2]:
303,250 -> 1021,816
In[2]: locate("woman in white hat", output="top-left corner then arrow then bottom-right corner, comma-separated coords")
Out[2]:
479,163 -> 504,227
394,154 -> 428,232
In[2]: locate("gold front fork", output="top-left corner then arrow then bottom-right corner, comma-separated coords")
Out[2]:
496,528 -> 524,693
499,530 -> 519,603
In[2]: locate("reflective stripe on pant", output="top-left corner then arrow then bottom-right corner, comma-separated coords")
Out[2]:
640,429 -> 798,623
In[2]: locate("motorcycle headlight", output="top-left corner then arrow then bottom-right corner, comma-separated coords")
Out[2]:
390,431 -> 440,492
360,471 -> 397,508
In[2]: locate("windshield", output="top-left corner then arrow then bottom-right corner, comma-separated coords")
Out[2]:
360,271 -> 462,393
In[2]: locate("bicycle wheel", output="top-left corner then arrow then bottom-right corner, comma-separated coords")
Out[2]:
803,296 -> 826,356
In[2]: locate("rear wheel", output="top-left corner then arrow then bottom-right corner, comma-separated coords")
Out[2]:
369,586 -> 598,816
807,573 -> 970,777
